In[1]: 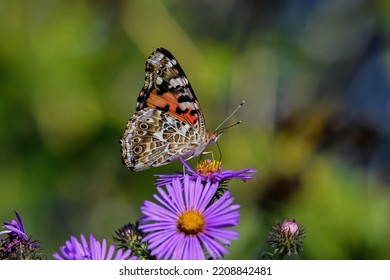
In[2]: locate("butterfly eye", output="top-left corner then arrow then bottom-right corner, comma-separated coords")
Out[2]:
132,137 -> 140,143
133,145 -> 143,154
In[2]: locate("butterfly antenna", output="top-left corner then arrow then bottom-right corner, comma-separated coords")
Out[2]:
215,101 -> 245,132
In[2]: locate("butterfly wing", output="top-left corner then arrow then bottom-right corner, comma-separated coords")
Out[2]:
120,48 -> 212,171
136,48 -> 206,134
120,108 -> 203,171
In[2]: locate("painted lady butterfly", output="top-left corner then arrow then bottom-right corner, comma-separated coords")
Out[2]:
120,48 -> 222,171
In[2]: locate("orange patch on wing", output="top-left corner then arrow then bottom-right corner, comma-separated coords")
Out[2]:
146,90 -> 198,126
146,90 -> 177,108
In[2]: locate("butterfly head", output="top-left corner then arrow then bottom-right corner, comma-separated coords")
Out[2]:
207,130 -> 223,145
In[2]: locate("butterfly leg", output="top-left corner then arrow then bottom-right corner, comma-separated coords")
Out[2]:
182,164 -> 186,176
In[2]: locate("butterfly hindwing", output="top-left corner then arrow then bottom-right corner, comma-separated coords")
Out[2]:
120,108 -> 200,171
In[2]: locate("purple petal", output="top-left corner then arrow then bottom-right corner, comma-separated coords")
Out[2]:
105,244 -> 115,260
204,228 -> 239,244
196,180 -> 218,211
179,157 -> 196,174
199,233 -> 228,259
140,201 -> 178,222
14,211 -> 25,233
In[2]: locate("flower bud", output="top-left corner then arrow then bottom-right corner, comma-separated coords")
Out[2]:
267,219 -> 305,259
114,221 -> 152,260
281,220 -> 300,239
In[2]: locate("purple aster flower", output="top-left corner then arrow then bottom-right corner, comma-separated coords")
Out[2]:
140,175 -> 240,260
53,233 -> 137,260
0,211 -> 38,252
1,210 -> 29,244
155,157 -> 257,187
0,211 -> 40,259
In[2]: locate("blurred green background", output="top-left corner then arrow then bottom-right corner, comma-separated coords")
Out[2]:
1,0 -> 390,259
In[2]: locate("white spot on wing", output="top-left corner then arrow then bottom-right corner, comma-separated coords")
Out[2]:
150,53 -> 164,65
147,73 -> 153,90
170,78 -> 185,87
156,77 -> 163,85
170,79 -> 178,87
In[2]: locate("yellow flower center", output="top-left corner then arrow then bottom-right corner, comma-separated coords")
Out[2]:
196,160 -> 221,176
177,211 -> 205,235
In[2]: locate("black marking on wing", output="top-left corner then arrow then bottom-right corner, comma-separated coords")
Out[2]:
135,48 -> 199,112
